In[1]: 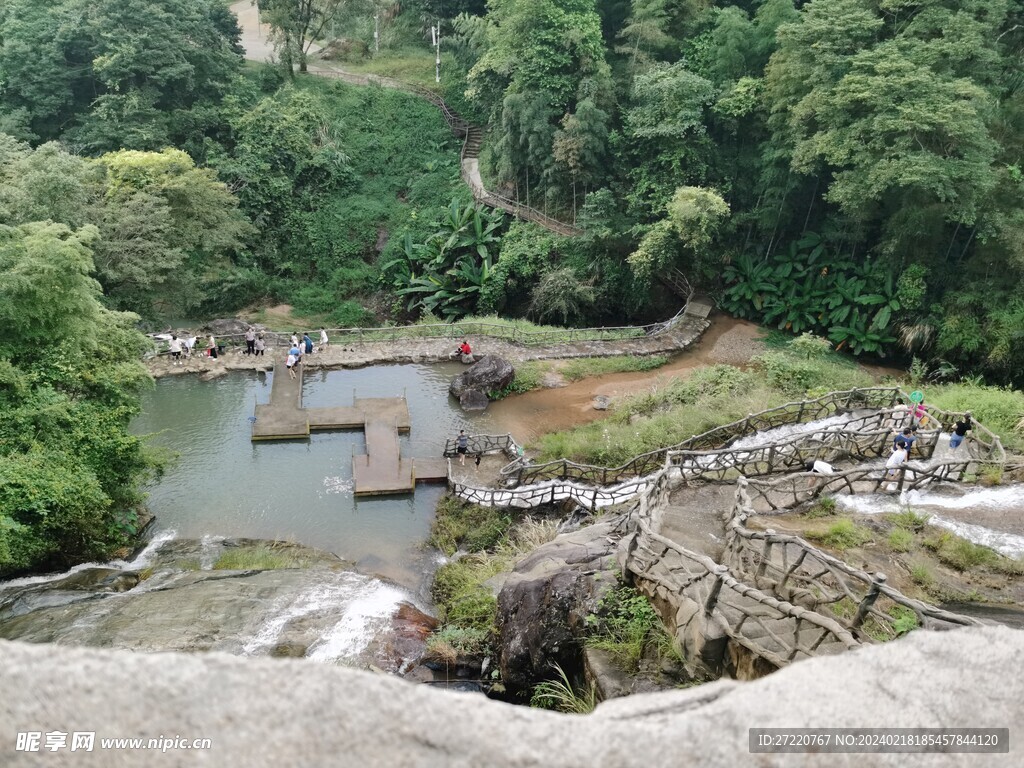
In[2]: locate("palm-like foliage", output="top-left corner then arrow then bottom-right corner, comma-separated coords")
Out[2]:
385,199 -> 504,320
723,234 -> 901,354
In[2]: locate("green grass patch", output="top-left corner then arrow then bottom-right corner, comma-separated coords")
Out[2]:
425,625 -> 491,663
560,355 -> 670,382
530,663 -> 597,714
927,383 -> 1024,452
909,561 -> 935,589
924,531 -> 998,571
430,496 -> 513,556
804,496 -> 837,519
807,518 -> 873,552
429,513 -> 559,640
887,509 -> 930,532
212,544 -> 312,570
887,527 -> 914,553
490,362 -> 547,399
532,359 -> 871,465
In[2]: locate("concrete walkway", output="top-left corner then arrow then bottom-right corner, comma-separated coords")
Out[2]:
147,316 -> 710,379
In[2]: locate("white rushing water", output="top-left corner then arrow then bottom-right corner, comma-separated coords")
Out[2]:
835,487 -> 1024,559
240,570 -> 407,663
0,529 -> 179,591
729,413 -> 861,450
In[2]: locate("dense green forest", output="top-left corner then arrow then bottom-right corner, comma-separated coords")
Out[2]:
4,0 -> 1022,384
1,0 -> 1023,573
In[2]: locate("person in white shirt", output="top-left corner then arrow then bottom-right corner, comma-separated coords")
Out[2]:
319,327 -> 329,351
208,335 -> 218,359
183,336 -> 197,358
286,351 -> 298,379
168,335 -> 183,365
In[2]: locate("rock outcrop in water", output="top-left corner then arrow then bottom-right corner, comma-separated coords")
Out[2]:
449,356 -> 515,411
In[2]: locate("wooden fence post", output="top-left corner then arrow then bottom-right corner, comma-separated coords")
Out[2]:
852,573 -> 887,629
704,565 -> 728,616
755,531 -> 774,581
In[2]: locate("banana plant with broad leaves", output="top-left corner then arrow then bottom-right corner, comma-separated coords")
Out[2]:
383,199 -> 504,320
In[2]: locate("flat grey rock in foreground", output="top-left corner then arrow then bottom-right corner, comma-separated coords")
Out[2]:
1,627 -> 1020,767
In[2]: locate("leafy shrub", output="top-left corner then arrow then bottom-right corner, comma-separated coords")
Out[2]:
426,625 -> 491,662
888,605 -> 919,636
431,558 -> 499,631
585,583 -> 670,671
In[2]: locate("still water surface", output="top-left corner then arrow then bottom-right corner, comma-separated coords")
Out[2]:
132,364 -> 495,589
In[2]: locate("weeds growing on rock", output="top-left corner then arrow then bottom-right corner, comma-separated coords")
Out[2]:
530,663 -> 597,714
887,509 -> 930,532
909,562 -> 935,589
808,518 -> 872,551
887,527 -> 914,553
560,355 -> 669,382
212,544 -> 311,570
805,496 -> 837,519
585,583 -> 675,672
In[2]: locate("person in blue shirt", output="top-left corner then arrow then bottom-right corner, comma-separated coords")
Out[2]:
893,427 -> 917,454
303,333 -> 313,354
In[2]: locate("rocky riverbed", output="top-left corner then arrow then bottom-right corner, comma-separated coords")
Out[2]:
0,536 -> 435,672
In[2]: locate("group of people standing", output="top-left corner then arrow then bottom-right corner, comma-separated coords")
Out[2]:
284,329 -> 330,379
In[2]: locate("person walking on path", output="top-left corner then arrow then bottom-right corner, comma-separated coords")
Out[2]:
886,443 -> 909,486
286,349 -> 298,379
245,327 -> 256,355
303,333 -> 314,355
289,342 -> 302,366
456,430 -> 469,466
890,398 -> 909,430
168,335 -> 183,365
319,327 -> 329,351
208,334 -> 218,359
254,335 -> 266,357
911,400 -> 929,429
950,412 -> 973,450
893,427 -> 917,455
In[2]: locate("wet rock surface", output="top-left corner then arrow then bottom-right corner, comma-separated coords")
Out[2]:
0,538 -> 430,670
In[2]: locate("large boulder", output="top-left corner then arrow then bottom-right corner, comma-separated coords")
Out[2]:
449,355 -> 515,399
459,389 -> 490,411
495,519 -> 623,694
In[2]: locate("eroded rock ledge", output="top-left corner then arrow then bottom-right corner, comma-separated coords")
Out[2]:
1,627 -> 1019,767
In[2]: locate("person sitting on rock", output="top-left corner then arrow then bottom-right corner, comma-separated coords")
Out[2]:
453,339 -> 473,363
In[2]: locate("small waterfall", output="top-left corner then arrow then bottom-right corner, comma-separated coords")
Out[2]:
306,580 -> 408,663
240,571 -> 408,663
730,413 -> 860,450
0,530 -> 179,591
835,487 -> 1024,559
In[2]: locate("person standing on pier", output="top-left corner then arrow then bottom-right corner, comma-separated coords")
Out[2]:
254,335 -> 265,357
303,332 -> 314,355
208,334 -> 218,359
456,430 -> 469,465
286,349 -> 298,379
319,327 -> 329,351
245,327 -> 256,355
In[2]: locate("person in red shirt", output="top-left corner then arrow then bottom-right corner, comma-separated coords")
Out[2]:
458,340 -> 471,356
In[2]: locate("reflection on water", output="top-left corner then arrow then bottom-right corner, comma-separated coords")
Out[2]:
132,365 -> 495,589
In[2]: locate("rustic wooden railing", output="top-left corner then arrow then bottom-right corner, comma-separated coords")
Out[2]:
621,468 -> 862,667
740,457 -> 1000,514
721,478 -> 982,638
502,387 -> 907,487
